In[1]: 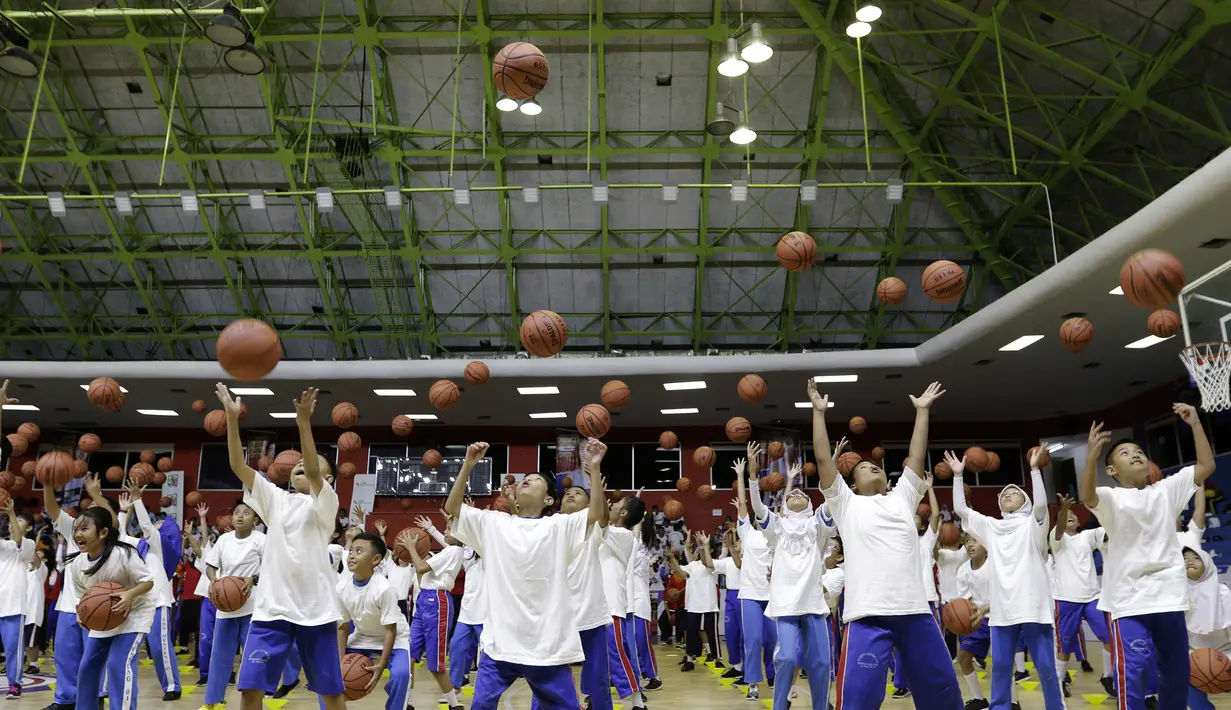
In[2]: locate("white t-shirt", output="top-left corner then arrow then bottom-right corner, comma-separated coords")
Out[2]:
627,541 -> 653,620
713,557 -> 741,591
336,573 -> 411,652
457,548 -> 487,626
385,563 -> 415,603
26,563 -> 48,625
918,529 -> 939,603
417,545 -> 464,592
452,506 -> 589,666
822,565 -> 845,613
1179,519 -> 1205,552
329,543 -> 346,575
193,544 -> 213,598
736,517 -> 772,601
937,547 -> 969,603
683,560 -> 719,613
600,526 -> 635,619
0,538 -> 33,618
822,466 -> 931,621
70,545 -> 155,638
1049,528 -> 1104,604
757,506 -> 833,618
956,559 -> 991,608
1092,465 -> 1197,620
243,474 -> 341,626
566,522 -> 611,632
54,511 -> 81,613
205,531 -> 266,619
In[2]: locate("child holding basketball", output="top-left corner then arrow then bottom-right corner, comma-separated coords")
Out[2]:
413,514 -> 482,695
732,443 -> 777,701
1080,405 -> 1215,710
1049,495 -> 1115,697
202,499 -> 265,710
0,500 -> 34,698
1181,540 -> 1231,709
402,516 -> 465,710
216,383 -> 346,710
954,536 -> 993,710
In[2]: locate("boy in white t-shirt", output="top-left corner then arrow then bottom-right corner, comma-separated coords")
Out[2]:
336,532 -> 413,710
732,443 -> 776,699
808,379 -> 964,709
0,503 -> 33,698
1050,495 -> 1115,697
217,384 -> 345,710
954,536 -> 993,709
891,476 -> 942,699
446,440 -> 608,710
1081,406 -> 1214,710
202,500 -> 265,709
664,533 -> 719,672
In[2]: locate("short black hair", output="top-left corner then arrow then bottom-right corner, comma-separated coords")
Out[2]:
353,532 -> 387,560
527,472 -> 557,500
621,496 -> 647,529
1104,438 -> 1141,467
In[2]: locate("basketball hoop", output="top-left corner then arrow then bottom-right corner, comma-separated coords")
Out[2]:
1180,342 -> 1231,412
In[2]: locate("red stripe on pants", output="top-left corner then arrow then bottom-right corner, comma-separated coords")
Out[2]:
834,624 -> 851,710
436,590 -> 448,673
612,617 -> 639,693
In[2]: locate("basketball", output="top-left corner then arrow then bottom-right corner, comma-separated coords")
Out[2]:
942,598 -> 978,636
964,446 -> 989,473
200,409 -> 226,436
560,476 -> 573,489
423,449 -> 442,468
160,495 -> 172,509
738,374 -> 768,403
215,318 -> 281,381
1148,309 -> 1181,338
36,452 -> 75,488
185,491 -> 202,507
192,399 -> 206,414
338,432 -> 362,453
676,477 -> 692,492
157,457 -> 174,472
576,404 -> 611,438
339,462 -> 357,478
1148,460 -> 1162,485
985,451 -> 1001,472
520,309 -> 568,357
775,231 -> 817,272
20,460 -> 35,477
137,450 -> 153,464
768,441 -> 785,460
697,484 -> 714,501
600,380 -> 630,409
939,520 -> 960,546
0,489 -> 9,510
77,432 -> 102,453
129,462 -> 153,486
762,472 -> 785,492
917,502 -> 932,521
395,528 -> 431,561
87,377 -> 125,413
663,499 -> 684,520
428,380 -> 460,411
1027,445 -> 1051,468
17,422 -> 39,441
153,470 -> 167,485
837,451 -> 862,476
209,576 -> 250,613
876,276 -> 907,306
505,474 -> 516,486
493,42 -> 550,101
392,415 -> 415,436
725,416 -> 752,443
1191,648 -> 1231,694
693,446 -> 716,468
464,361 -> 490,385
270,450 -> 302,480
72,459 -> 88,478
934,461 -> 952,480
78,581 -> 127,632
400,498 -> 414,511
491,496 -> 512,514
6,434 -> 26,457
800,462 -> 816,478
1060,316 -> 1094,353
849,416 -> 867,434
1120,249 -> 1186,309
871,446 -> 885,461
216,514 -> 233,532
104,465 -> 124,483
341,652 -> 376,701
658,431 -> 678,449
332,402 -> 359,428
921,260 -> 967,303
0,472 -> 12,491
666,588 -> 683,604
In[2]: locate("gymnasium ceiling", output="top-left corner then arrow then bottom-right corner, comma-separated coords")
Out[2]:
0,0 -> 1229,365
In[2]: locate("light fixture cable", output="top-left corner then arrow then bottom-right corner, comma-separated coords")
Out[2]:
159,22 -> 189,186
17,20 -> 55,183
992,6 -> 1017,175
447,0 -> 467,176
301,0 -> 328,176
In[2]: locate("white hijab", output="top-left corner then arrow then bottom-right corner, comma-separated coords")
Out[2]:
1185,546 -> 1231,636
775,490 -> 818,557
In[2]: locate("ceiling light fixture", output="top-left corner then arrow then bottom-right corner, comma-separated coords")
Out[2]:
230,387 -> 274,395
663,381 -> 706,391
0,23 -> 40,78
451,175 -> 470,206
373,389 -> 417,396
80,384 -> 130,394
2,404 -> 37,411
814,374 -> 858,383
1109,286 -> 1124,295
662,185 -> 679,202
47,192 -> 66,218
796,401 -> 836,408
206,4 -> 250,48
248,190 -> 266,210
999,335 -> 1045,352
137,409 -> 179,417
224,43 -> 267,75
519,98 -> 543,116
717,38 -> 749,77
523,186 -> 540,203
180,191 -> 199,215
529,412 -> 567,419
846,21 -> 872,38
1125,334 -> 1174,349
800,180 -> 817,202
730,179 -> 748,202
592,181 -> 609,203
661,407 -> 700,415
855,4 -> 883,22
114,192 -> 133,216
707,102 -> 736,137
268,412 -> 297,419
315,187 -> 334,213
1046,442 -> 1065,453
402,414 -> 439,420
495,96 -> 519,112
886,178 -> 904,204
518,386 -> 560,395
383,186 -> 402,210
729,122 -> 757,145
740,22 -> 773,63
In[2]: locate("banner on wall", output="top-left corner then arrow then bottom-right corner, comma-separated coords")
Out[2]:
555,429 -> 585,492
351,473 -> 377,525
158,470 -> 185,525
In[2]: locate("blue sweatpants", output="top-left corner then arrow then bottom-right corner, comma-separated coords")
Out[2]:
472,652 -> 580,710
448,621 -> 482,690
990,623 -> 1063,710
1110,612 -> 1188,710
741,598 -> 777,685
283,641 -> 301,686
621,615 -> 641,685
1054,600 -> 1109,654
774,613 -> 831,710
53,608 -> 88,704
204,614 -> 251,705
836,613 -> 963,710
148,606 -> 181,693
725,589 -> 743,667
198,598 -> 217,680
317,647 -> 411,710
891,602 -> 942,691
633,616 -> 658,680
1189,685 -> 1215,710
409,589 -> 453,673
75,632 -> 145,710
238,620 -> 343,697
0,614 -> 23,688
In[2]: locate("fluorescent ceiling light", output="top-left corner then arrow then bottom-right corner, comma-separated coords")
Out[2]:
403,414 -> 439,420
80,384 -> 130,394
661,407 -> 700,415
230,387 -> 274,395
1047,443 -> 1065,452
813,374 -> 858,383
1109,286 -> 1124,295
999,335 -> 1045,352
2,404 -> 38,411
373,389 -> 417,396
846,21 -> 872,38
855,4 -> 883,22
269,412 -> 297,419
795,401 -> 836,408
1125,334 -> 1174,349
663,381 -> 706,391
137,409 -> 179,417
529,412 -> 567,419
518,386 -> 560,395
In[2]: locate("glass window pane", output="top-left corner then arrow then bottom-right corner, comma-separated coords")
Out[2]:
197,443 -> 244,490
633,444 -> 681,489
711,447 -> 745,489
603,444 -> 634,491
537,444 -> 557,475
974,446 -> 1023,488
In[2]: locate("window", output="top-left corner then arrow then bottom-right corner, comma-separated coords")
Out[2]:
710,446 -> 744,489
368,443 -> 507,489
632,444 -> 680,489
601,444 -> 634,491
537,444 -> 557,475
198,443 -> 244,490
33,444 -> 173,491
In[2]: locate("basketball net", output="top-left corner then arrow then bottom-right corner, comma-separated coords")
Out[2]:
1180,342 -> 1231,412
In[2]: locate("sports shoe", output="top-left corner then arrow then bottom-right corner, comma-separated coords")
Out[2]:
1081,660 -> 1094,673
6,686 -> 20,699
722,667 -> 741,679
789,689 -> 798,699
974,657 -> 986,670
714,660 -> 726,669
643,678 -> 663,691
1013,670 -> 1029,683
680,661 -> 695,672
733,678 -> 749,686
24,665 -> 37,675
161,690 -> 181,701
1100,675 -> 1117,696
745,687 -> 759,701
1011,704 -> 1022,710
1145,696 -> 1159,710
1062,675 -> 1071,698
40,703 -> 74,710
272,679 -> 299,699
767,678 -> 775,689
800,668 -> 808,679
963,700 -> 989,710
195,677 -> 208,687
891,688 -> 911,699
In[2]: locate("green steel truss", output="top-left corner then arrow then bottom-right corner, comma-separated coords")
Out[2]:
0,0 -> 1227,360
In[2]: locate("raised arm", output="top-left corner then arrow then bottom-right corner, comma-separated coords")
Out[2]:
926,475 -> 941,532
695,532 -> 714,570
1176,403 -> 1216,484
584,438 -> 610,528
1054,495 -> 1074,542
415,516 -> 448,547
403,532 -> 433,575
723,528 -> 742,569
445,442 -> 488,518
216,383 -> 257,490
42,470 -> 62,521
1029,444 -> 1049,523
945,451 -> 970,517
907,382 -> 945,476
292,388 -> 326,494
807,379 -> 839,490
1194,484 -> 1208,530
733,455 -> 750,522
1080,422 -> 1110,509
664,548 -> 687,578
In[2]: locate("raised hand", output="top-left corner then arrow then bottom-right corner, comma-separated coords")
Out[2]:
1174,402 -> 1200,426
746,441 -> 763,466
833,437 -> 849,458
692,531 -> 708,546
414,515 -> 434,530
806,379 -> 829,411
294,387 -> 318,421
788,461 -> 803,479
0,380 -> 18,407
466,442 -> 490,462
1030,443 -> 1050,470
1087,421 -> 1111,452
942,450 -> 966,477
909,381 -> 946,409
732,458 -> 747,477
921,472 -> 934,493
585,437 -> 608,467
195,502 -> 209,518
84,473 -> 103,499
125,479 -> 146,501
215,383 -> 243,417
374,519 -> 388,536
118,491 -> 133,513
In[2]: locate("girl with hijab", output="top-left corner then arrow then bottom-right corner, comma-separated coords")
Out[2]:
1182,542 -> 1231,710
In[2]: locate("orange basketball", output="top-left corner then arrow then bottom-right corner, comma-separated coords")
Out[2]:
392,415 -> 415,436
658,431 -> 678,449
942,599 -> 978,635
192,399 -> 207,414
428,380 -> 460,411
738,374 -> 768,403
762,472 -> 785,492
185,491 -> 202,507
216,318 -> 281,381
849,416 -> 867,434
72,459 -> 88,478
0,472 -> 12,491
520,309 -> 568,357
768,441 -> 785,460
341,652 -> 376,701
1027,446 -> 1051,468
1059,317 -> 1094,353
917,501 -> 931,520
87,377 -> 125,413
491,496 -> 511,514
776,231 -> 817,272
332,402 -> 359,428
1120,249 -> 1186,309
934,461 -> 953,480
576,404 -> 611,438
76,433 -> 101,453
600,380 -> 630,410
493,42 -> 550,100
216,514 -> 233,532
6,434 -> 27,457
876,276 -> 907,306
102,465 -> 123,484
423,449 -> 442,468
985,452 -> 1001,473
157,457 -> 174,473
560,476 -> 573,489
17,422 -> 39,441
802,462 -> 817,477
153,470 -> 167,485
158,494 -> 172,508
400,498 -> 414,511
20,460 -> 35,478
338,432 -> 362,453
339,462 -> 358,478
964,446 -> 989,473
36,452 -> 75,488
663,499 -> 685,521
940,520 -> 960,546
676,477 -> 692,493
270,450 -> 302,480
129,462 -> 153,486
1148,460 -> 1162,485
138,450 -> 154,464
697,484 -> 714,501
505,475 -> 516,486
204,410 -> 227,436
693,446 -> 716,468
1191,648 -> 1231,694
871,446 -> 885,461
464,361 -> 490,385
256,455 -> 273,472
395,528 -> 431,561
921,260 -> 968,303
209,575 -> 250,613
1148,309 -> 1181,338
836,451 -> 862,476
725,417 -> 752,443
77,581 -> 127,632
665,587 -> 683,604
0,489 -> 10,510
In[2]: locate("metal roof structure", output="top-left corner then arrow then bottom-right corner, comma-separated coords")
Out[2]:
0,0 -> 1227,363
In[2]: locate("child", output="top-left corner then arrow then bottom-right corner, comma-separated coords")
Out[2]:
334,532 -> 413,710
665,531 -> 719,673
628,518 -> 662,690
402,516 -> 465,710
1181,543 -> 1231,710
604,492 -> 648,709
414,515 -> 481,695
822,537 -> 845,684
184,502 -> 217,686
68,506 -> 156,710
732,442 -> 777,701
950,448 -> 1065,710
891,472 -> 942,699
216,383 -> 346,710
955,536 -> 993,710
1050,495 -> 1114,697
1080,406 -> 1214,710
25,545 -> 51,680
712,527 -> 743,680
807,379 -> 964,709
445,440 -> 608,710
202,499 -> 265,710
374,519 -> 416,622
0,502 -> 33,698
937,529 -> 971,663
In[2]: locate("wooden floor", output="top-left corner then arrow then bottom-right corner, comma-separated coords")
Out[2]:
8,643 -> 1228,708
